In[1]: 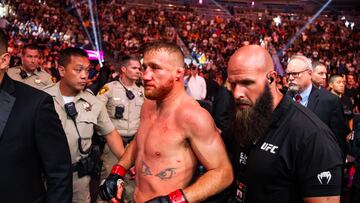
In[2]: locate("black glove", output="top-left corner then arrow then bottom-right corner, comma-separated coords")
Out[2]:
145,189 -> 188,203
99,164 -> 126,201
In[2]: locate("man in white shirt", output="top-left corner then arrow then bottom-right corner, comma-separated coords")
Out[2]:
185,66 -> 206,100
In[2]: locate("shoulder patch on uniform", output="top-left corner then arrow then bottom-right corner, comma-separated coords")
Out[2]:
98,86 -> 109,95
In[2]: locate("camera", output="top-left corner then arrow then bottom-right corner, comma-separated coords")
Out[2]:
115,105 -> 125,119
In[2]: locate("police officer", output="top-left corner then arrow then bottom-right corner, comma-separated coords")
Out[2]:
97,55 -> 144,202
43,47 -> 125,203
7,44 -> 53,89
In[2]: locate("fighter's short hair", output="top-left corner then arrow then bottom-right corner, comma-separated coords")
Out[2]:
141,41 -> 184,65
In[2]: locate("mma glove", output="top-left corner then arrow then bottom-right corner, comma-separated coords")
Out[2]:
99,164 -> 126,201
145,189 -> 188,203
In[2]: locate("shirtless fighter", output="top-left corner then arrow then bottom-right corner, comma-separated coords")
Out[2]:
99,41 -> 233,203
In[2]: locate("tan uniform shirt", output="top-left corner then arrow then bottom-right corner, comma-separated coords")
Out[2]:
7,66 -> 53,90
97,81 -> 144,137
44,82 -> 115,163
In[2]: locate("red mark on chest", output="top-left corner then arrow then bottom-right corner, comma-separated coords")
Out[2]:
155,152 -> 161,157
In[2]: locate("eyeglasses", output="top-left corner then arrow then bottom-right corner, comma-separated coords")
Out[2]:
284,69 -> 309,79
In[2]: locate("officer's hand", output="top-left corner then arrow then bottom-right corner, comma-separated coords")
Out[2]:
99,165 -> 126,201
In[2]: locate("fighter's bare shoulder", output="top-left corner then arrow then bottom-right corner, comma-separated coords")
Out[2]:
176,98 -> 218,139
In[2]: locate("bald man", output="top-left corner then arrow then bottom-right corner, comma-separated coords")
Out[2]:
99,41 -> 233,203
225,45 -> 343,203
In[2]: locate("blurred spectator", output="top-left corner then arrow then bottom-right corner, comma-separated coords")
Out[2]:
185,65 -> 207,100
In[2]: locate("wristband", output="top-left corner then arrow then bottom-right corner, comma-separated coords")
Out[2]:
111,164 -> 127,177
168,189 -> 188,203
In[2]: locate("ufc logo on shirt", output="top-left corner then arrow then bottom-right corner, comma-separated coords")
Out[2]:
260,142 -> 279,154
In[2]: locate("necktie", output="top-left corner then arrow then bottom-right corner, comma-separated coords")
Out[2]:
295,94 -> 302,103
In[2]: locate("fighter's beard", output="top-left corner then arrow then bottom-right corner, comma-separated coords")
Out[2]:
229,84 -> 274,149
145,79 -> 174,100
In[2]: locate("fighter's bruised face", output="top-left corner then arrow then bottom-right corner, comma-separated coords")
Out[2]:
142,50 -> 177,100
229,83 -> 273,148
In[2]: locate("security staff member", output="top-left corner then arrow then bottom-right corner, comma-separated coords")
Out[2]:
226,45 -> 343,203
43,47 -> 125,203
7,44 -> 53,89
97,55 -> 143,202
97,55 -> 144,145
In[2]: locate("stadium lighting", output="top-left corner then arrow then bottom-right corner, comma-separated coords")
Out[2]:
350,22 -> 355,30
273,16 -> 281,26
345,20 -> 349,28
199,0 -> 203,4
341,16 -> 346,20
283,0 -> 332,54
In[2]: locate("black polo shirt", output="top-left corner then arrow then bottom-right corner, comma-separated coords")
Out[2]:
230,96 -> 343,203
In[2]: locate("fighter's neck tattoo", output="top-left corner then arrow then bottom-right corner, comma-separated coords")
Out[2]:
141,161 -> 177,180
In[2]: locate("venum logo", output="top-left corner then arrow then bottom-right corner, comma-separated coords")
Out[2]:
260,142 -> 278,154
317,171 -> 332,184
239,152 -> 248,165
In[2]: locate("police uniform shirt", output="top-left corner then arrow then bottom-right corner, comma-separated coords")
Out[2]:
44,82 -> 115,163
7,66 -> 53,90
229,96 -> 343,203
97,80 -> 144,137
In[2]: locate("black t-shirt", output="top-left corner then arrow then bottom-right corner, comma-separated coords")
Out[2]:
227,96 -> 343,203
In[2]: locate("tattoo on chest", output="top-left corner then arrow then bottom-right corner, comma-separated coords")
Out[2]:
141,161 -> 177,180
155,168 -> 176,180
141,161 -> 152,176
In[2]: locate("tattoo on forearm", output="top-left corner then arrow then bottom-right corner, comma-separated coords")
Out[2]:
141,161 -> 152,176
155,168 -> 176,180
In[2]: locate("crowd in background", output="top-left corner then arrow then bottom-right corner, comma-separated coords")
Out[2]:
3,0 -> 359,92
1,0 -> 359,108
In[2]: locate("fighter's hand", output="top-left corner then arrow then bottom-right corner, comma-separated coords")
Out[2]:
99,165 -> 126,201
110,182 -> 124,203
144,189 -> 188,203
